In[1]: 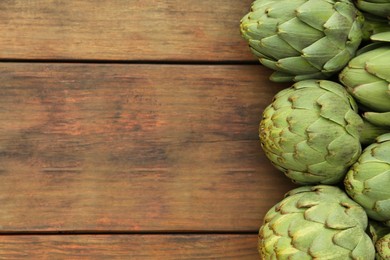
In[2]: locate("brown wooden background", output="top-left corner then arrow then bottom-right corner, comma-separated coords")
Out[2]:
0,1 -> 296,259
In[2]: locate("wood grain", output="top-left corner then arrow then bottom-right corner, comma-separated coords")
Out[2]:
0,63 -> 295,232
0,234 -> 258,259
0,0 -> 255,61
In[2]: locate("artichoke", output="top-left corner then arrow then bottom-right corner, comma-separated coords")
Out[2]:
344,133 -> 390,226
368,221 -> 390,259
355,0 -> 390,19
259,185 -> 375,259
259,80 -> 363,184
339,44 -> 390,127
240,0 -> 364,82
376,233 -> 390,259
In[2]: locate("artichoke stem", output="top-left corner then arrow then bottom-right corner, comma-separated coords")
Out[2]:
360,119 -> 389,146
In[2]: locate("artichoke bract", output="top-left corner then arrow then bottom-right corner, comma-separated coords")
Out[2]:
259,80 -> 363,184
259,185 -> 375,259
355,0 -> 390,19
240,0 -> 364,82
344,133 -> 390,226
339,44 -> 390,127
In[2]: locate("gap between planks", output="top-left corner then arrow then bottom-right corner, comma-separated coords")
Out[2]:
0,231 -> 258,236
0,59 -> 259,65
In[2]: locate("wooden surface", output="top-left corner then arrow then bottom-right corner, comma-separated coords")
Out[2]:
0,235 -> 257,259
0,0 -> 254,61
0,1 -> 296,259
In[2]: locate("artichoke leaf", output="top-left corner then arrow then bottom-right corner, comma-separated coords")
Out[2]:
364,111 -> 390,127
295,0 -> 334,31
377,133 -> 390,143
277,56 -> 321,74
371,31 -> 390,42
357,1 -> 390,18
366,50 -> 390,82
264,0 -> 304,20
323,11 -> 352,46
270,71 -> 296,82
258,36 -> 300,59
352,81 -> 390,112
278,17 -> 323,51
302,37 -> 342,70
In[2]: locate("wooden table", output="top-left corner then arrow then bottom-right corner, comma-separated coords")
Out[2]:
0,1 -> 296,259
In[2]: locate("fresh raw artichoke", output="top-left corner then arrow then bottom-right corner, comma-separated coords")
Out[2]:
344,133 -> 390,226
368,221 -> 390,259
240,0 -> 364,82
259,80 -> 363,184
376,233 -> 390,259
339,44 -> 390,127
258,185 -> 375,259
355,0 -> 390,19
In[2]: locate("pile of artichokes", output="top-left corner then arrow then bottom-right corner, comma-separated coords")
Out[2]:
240,0 -> 390,259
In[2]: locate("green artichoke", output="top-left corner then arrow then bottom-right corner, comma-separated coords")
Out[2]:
259,80 -> 363,184
355,0 -> 390,19
339,44 -> 390,127
259,185 -> 375,259
368,221 -> 390,259
344,133 -> 390,226
240,0 -> 364,82
376,233 -> 390,259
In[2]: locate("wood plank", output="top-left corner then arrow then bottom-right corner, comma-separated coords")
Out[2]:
0,234 -> 258,259
0,63 -> 295,232
0,0 -> 255,61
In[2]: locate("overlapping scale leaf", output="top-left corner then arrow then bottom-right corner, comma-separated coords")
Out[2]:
240,0 -> 364,82
258,185 -> 375,259
259,80 -> 363,184
344,133 -> 390,226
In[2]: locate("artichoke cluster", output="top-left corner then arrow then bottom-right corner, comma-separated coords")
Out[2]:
239,0 -> 390,258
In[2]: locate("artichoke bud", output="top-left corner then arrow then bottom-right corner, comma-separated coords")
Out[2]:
375,233 -> 390,260
367,221 -> 390,259
258,185 -> 375,259
259,80 -> 363,184
344,133 -> 390,227
240,0 -> 364,82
